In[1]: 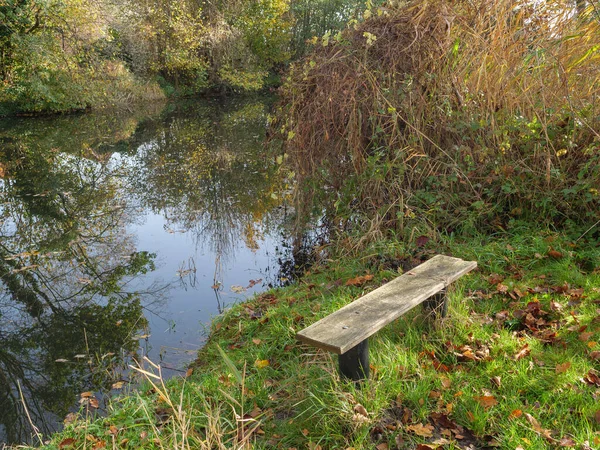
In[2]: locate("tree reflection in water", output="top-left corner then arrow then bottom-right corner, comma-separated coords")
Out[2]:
0,96 -> 286,445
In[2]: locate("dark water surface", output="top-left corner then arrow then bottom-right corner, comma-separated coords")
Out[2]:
0,97 -> 291,445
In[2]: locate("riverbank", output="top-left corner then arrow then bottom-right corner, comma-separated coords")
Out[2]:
25,222 -> 600,449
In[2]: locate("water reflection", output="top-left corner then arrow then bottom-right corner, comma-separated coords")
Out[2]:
0,96 -> 285,445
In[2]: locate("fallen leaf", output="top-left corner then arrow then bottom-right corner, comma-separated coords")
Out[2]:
248,405 -> 262,418
252,338 -> 262,345
254,359 -> 270,369
301,429 -> 309,436
475,395 -> 498,409
345,274 -> 374,286
185,368 -> 194,377
488,273 -> 504,285
555,362 -> 571,374
92,440 -> 106,449
231,285 -> 246,293
59,438 -> 76,449
580,332 -> 594,342
111,381 -> 125,390
55,358 -> 69,363
583,370 -> 600,387
440,376 -> 451,388
559,436 -> 576,447
415,445 -> 435,450
547,249 -> 563,259
594,410 -> 600,424
509,409 -> 523,419
514,344 -> 531,360
490,376 -> 502,387
591,351 -> 600,361
375,444 -> 388,450
406,423 -> 434,438
416,235 -> 430,247
88,397 -> 99,408
63,413 -> 78,425
525,413 -> 554,441
353,404 -> 368,417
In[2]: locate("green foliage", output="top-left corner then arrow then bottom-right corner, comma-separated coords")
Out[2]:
0,0 -> 371,113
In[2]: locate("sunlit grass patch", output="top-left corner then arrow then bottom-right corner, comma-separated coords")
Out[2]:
27,224 -> 600,449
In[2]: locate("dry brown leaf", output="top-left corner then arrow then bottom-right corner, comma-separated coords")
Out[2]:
440,376 -> 451,389
547,249 -> 563,259
580,332 -> 594,342
353,404 -> 368,417
345,274 -> 374,286
475,395 -> 498,409
406,423 -> 434,438
375,444 -> 388,450
555,362 -> 571,374
525,413 -> 554,441
185,368 -> 194,378
509,409 -> 523,419
559,436 -> 576,447
514,344 -> 531,360
252,338 -> 262,345
488,273 -> 504,285
583,370 -> 600,387
59,438 -> 76,449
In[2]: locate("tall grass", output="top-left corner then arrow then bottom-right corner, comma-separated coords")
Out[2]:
277,0 -> 600,239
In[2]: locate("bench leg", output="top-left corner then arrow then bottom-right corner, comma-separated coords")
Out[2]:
424,290 -> 448,318
339,339 -> 369,381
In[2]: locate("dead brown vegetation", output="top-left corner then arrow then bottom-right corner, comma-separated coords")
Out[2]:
277,0 -> 600,237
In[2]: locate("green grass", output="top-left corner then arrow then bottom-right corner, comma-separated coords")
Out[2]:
25,223 -> 600,449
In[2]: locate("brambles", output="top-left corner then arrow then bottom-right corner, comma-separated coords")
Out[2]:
277,0 -> 600,239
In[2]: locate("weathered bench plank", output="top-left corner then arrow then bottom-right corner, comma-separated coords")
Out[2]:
297,255 -> 477,355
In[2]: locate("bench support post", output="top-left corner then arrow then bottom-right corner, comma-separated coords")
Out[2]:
424,290 -> 448,318
339,339 -> 369,381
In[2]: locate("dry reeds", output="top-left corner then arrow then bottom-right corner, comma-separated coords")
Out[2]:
278,0 -> 600,236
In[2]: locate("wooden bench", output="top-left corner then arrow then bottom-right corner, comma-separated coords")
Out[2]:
296,255 -> 477,381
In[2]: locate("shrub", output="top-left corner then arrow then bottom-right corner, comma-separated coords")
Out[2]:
276,0 -> 600,239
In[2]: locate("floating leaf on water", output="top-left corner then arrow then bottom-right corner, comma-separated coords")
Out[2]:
133,334 -> 150,340
231,285 -> 246,293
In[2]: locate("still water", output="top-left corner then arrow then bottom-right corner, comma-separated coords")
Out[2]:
0,96 -> 292,445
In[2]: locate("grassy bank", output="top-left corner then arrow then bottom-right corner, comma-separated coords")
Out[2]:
27,222 -> 600,449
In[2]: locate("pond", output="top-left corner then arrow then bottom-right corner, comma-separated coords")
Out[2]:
0,96 -> 295,445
